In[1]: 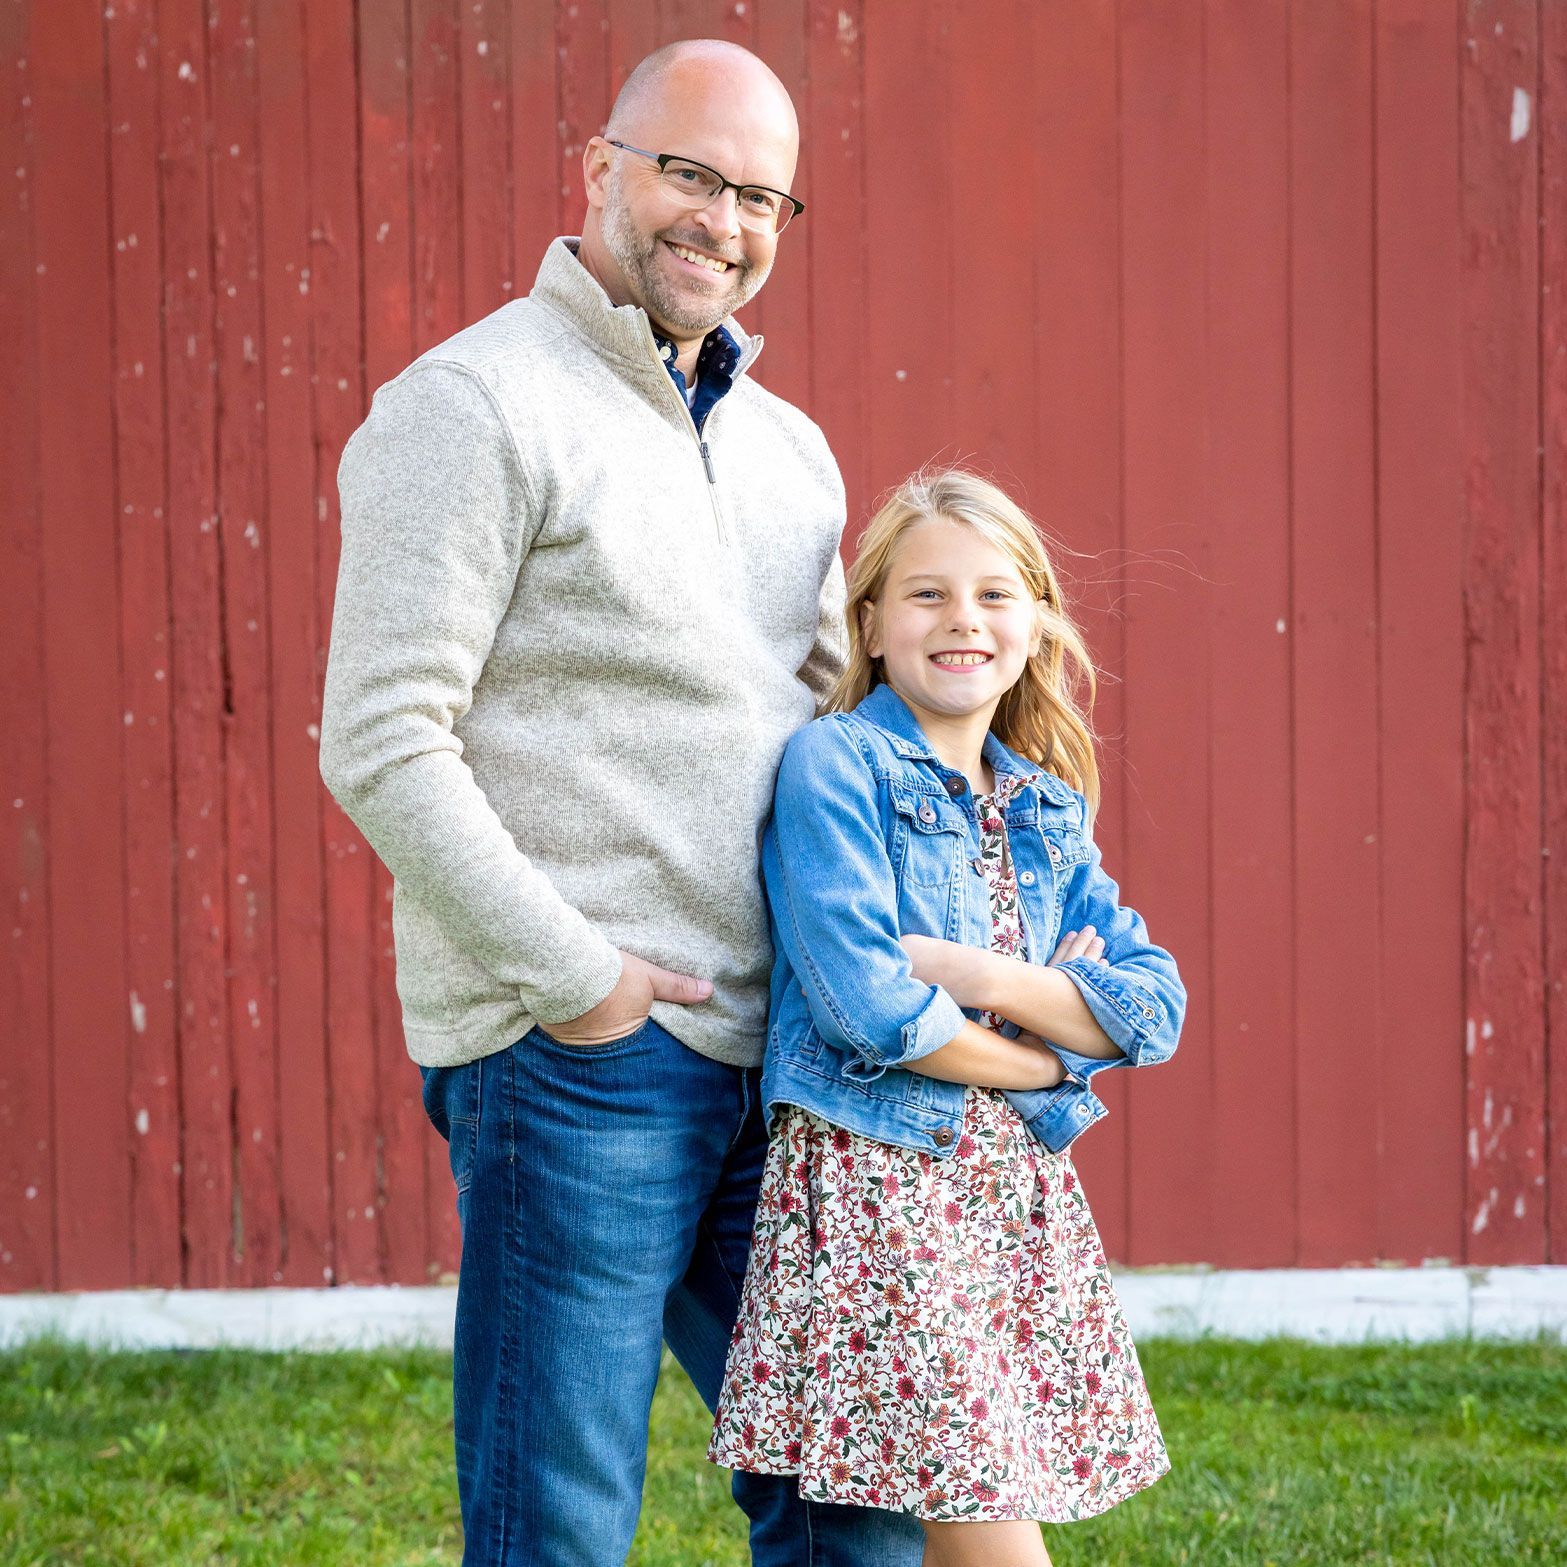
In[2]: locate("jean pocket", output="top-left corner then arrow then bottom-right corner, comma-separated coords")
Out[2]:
421,1059 -> 483,1196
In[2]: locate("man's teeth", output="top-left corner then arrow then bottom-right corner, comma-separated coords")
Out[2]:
669,243 -> 730,274
933,653 -> 991,666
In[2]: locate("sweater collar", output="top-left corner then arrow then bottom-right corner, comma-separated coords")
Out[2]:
529,236 -> 763,382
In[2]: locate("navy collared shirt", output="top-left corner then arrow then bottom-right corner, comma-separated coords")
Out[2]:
653,324 -> 742,434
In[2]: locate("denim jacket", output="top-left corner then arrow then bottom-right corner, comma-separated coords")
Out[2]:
760,682 -> 1185,1156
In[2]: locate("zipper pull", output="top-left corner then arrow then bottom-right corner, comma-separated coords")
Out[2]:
699,440 -> 716,484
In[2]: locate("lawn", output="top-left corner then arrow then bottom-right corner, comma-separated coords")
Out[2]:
1,1337 -> 1562,1565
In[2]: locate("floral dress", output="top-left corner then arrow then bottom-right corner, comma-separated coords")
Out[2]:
708,774 -> 1170,1522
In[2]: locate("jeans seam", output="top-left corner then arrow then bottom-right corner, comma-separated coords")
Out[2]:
724,1069 -> 754,1160
803,1498 -> 816,1565
493,1048 -> 517,1561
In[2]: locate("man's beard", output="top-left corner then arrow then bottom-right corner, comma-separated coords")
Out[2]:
600,177 -> 770,336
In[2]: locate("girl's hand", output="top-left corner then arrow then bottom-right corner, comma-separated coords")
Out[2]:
900,934 -> 993,1009
1048,925 -> 1109,967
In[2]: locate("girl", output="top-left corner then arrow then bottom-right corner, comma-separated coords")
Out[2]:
709,471 -> 1185,1566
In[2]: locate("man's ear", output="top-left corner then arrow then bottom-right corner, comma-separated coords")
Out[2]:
582,137 -> 613,211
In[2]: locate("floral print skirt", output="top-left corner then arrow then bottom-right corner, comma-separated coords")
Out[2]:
708,1089 -> 1170,1522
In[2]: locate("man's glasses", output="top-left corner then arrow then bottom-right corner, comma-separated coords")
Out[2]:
607,141 -> 804,235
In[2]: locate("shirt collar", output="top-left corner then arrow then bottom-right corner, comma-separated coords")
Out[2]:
529,237 -> 761,382
852,682 -> 1074,806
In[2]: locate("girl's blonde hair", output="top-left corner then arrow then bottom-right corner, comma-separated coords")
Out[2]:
825,468 -> 1101,815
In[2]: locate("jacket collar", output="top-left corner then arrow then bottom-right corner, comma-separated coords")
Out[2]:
529,236 -> 763,383
851,682 -> 1077,807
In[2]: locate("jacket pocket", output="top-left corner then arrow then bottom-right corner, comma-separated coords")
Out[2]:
889,784 -> 966,888
1039,824 -> 1092,876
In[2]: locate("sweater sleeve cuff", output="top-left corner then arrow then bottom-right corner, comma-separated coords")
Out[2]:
520,936 -> 624,1026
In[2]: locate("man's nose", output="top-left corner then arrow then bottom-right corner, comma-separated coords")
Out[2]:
695,185 -> 742,245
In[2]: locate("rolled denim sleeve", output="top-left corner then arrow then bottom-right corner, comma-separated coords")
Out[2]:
1049,817 -> 1185,1080
762,718 -> 967,1076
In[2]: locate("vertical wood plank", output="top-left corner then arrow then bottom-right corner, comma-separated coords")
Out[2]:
307,0 -> 379,1283
1373,0 -> 1465,1264
360,0 -> 429,1286
255,0 -> 334,1289
410,0 -> 468,1283
1204,0 -> 1294,1268
805,0 -> 867,521
1543,0 -> 1567,1266
557,0 -> 609,228
1460,0 -> 1546,1263
106,0 -> 183,1287
1289,1 -> 1381,1267
32,0 -> 135,1289
0,0 -> 55,1293
861,0 -> 951,498
211,0 -> 283,1287
1031,0 -> 1129,1258
748,0 -> 811,415
513,0 -> 563,275
948,0 -> 1036,490
461,0 -> 514,315
1117,0 -> 1213,1265
160,0 -> 232,1288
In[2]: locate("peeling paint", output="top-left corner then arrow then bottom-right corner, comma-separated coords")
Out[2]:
1510,87 -> 1530,143
129,991 -> 147,1034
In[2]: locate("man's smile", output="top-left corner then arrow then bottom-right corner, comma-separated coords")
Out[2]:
663,238 -> 737,276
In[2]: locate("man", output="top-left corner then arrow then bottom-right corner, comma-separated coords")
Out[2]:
320,38 -> 924,1567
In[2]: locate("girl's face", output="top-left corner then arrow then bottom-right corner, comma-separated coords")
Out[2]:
861,517 -> 1040,734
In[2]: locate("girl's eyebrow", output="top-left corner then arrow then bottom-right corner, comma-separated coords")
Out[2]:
897,572 -> 1019,586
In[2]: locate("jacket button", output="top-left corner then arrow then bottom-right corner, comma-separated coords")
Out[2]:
918,802 -> 937,824
945,777 -> 966,797
971,857 -> 985,874
1045,842 -> 1062,864
1017,869 -> 1036,886
932,1126 -> 955,1147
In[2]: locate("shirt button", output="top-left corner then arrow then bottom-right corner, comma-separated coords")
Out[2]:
945,777 -> 966,797
932,1126 -> 955,1147
918,802 -> 937,824
1018,869 -> 1036,886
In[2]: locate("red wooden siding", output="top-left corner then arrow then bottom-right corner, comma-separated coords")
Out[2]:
1,0 -> 1563,1290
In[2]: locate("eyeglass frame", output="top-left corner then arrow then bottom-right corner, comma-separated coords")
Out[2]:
605,140 -> 805,232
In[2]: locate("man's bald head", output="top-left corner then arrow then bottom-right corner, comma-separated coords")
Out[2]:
605,39 -> 798,150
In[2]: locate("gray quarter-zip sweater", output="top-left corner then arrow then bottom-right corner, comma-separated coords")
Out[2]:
320,238 -> 848,1068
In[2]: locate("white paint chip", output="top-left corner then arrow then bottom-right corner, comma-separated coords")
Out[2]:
135,1108 -> 150,1136
129,991 -> 147,1034
1275,618 -> 1286,634
1511,87 -> 1530,143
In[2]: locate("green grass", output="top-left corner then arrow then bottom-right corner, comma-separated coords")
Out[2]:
2,1337 -> 1563,1565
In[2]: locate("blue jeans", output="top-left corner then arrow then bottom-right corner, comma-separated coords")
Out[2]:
420,1018 -> 924,1566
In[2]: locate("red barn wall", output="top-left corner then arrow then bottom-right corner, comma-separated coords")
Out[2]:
2,0 -> 1564,1291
